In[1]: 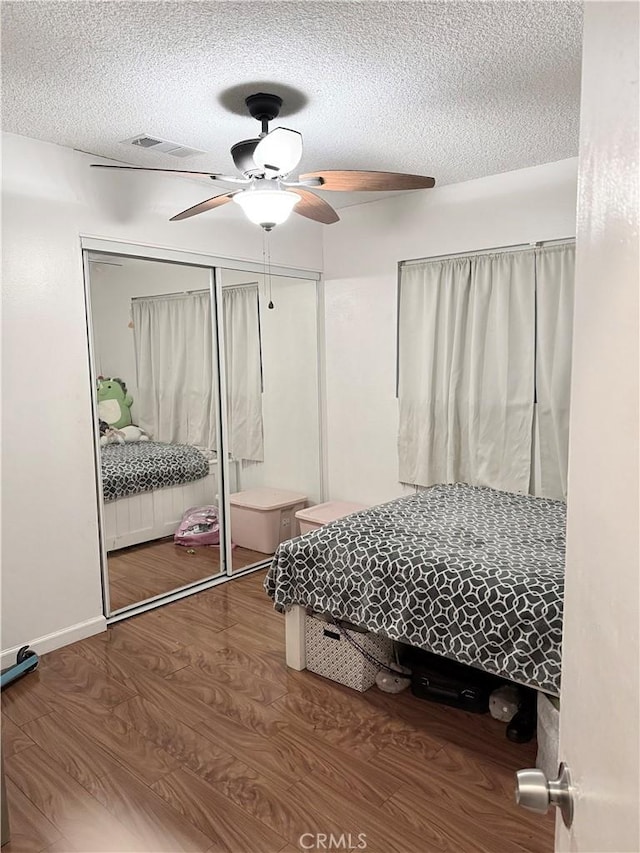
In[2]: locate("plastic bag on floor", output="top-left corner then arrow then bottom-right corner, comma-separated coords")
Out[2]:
174,506 -> 220,547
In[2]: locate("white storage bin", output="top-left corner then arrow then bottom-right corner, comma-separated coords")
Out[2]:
229,488 -> 306,553
305,614 -> 393,692
536,692 -> 560,779
295,501 -> 368,535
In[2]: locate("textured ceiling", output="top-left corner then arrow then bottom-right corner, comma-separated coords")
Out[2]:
2,1 -> 583,209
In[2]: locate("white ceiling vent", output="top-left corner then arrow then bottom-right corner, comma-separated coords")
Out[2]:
120,134 -> 205,158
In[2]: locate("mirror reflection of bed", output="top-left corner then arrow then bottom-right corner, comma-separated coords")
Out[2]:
87,254 -> 321,614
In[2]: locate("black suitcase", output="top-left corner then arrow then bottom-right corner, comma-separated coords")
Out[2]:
402,648 -> 498,713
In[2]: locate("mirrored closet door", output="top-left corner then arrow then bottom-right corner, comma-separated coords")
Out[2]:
85,246 -> 323,618
218,269 -> 322,574
86,252 -> 232,614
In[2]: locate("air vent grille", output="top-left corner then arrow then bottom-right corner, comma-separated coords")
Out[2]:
131,136 -> 161,149
120,135 -> 205,159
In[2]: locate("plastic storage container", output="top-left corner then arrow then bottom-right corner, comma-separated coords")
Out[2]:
229,488 -> 307,553
295,501 -> 368,535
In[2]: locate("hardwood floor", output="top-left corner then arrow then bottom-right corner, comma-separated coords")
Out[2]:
108,539 -> 271,611
1,570 -> 555,852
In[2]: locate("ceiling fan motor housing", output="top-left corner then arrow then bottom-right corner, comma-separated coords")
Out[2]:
230,138 -> 261,175
245,92 -> 282,123
231,93 -> 286,175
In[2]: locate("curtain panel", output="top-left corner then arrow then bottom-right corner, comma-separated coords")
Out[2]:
532,245 -> 575,499
398,244 -> 575,497
398,252 -> 536,493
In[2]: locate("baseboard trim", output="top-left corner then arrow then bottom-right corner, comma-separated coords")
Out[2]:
1,616 -> 107,668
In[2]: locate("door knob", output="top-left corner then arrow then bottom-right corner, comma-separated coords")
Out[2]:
515,762 -> 574,828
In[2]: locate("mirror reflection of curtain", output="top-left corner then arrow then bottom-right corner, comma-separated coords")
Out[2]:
222,285 -> 264,462
132,288 -> 264,460
133,292 -> 217,448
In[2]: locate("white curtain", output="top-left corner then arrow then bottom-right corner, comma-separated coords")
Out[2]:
133,287 -> 264,460
533,244 -> 575,499
398,251 -> 536,493
133,292 -> 217,448
222,285 -> 264,462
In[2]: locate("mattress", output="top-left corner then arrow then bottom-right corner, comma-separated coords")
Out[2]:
101,441 -> 210,502
265,483 -> 565,694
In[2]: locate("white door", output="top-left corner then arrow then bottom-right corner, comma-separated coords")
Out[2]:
520,3 -> 640,851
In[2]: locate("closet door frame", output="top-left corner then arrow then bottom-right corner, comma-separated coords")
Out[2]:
80,236 -> 322,624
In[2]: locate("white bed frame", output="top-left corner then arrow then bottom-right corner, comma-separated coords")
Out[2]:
103,463 -> 217,552
285,605 -> 307,670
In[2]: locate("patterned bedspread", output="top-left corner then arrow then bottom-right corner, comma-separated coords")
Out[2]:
265,483 -> 565,694
101,442 -> 210,502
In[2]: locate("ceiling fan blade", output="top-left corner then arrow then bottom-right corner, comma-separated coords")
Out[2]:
298,170 -> 436,192
254,128 -> 303,176
287,189 -> 339,225
91,164 -> 226,179
170,191 -> 240,222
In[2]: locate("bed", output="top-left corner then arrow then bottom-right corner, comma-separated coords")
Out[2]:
265,483 -> 565,695
101,442 -> 216,551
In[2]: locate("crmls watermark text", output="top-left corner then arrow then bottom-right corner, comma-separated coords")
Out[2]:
299,833 -> 367,850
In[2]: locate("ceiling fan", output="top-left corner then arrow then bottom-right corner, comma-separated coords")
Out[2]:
92,93 -> 436,230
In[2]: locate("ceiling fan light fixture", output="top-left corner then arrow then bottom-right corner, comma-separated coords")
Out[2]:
234,188 -> 299,229
253,127 -> 303,177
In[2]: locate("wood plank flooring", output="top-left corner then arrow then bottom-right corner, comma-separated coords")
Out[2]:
2,570 -> 555,852
108,540 -> 270,611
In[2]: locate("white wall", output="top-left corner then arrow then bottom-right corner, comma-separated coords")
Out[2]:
1,132 -> 322,659
322,158 -> 578,506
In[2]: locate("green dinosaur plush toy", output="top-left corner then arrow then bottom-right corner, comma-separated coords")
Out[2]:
97,377 -> 133,430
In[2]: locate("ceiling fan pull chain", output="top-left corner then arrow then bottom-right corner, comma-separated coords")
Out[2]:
267,232 -> 274,310
261,230 -> 274,310
261,229 -> 267,298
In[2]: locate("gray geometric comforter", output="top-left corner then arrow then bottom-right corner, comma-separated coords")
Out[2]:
101,442 -> 210,502
265,483 -> 565,694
